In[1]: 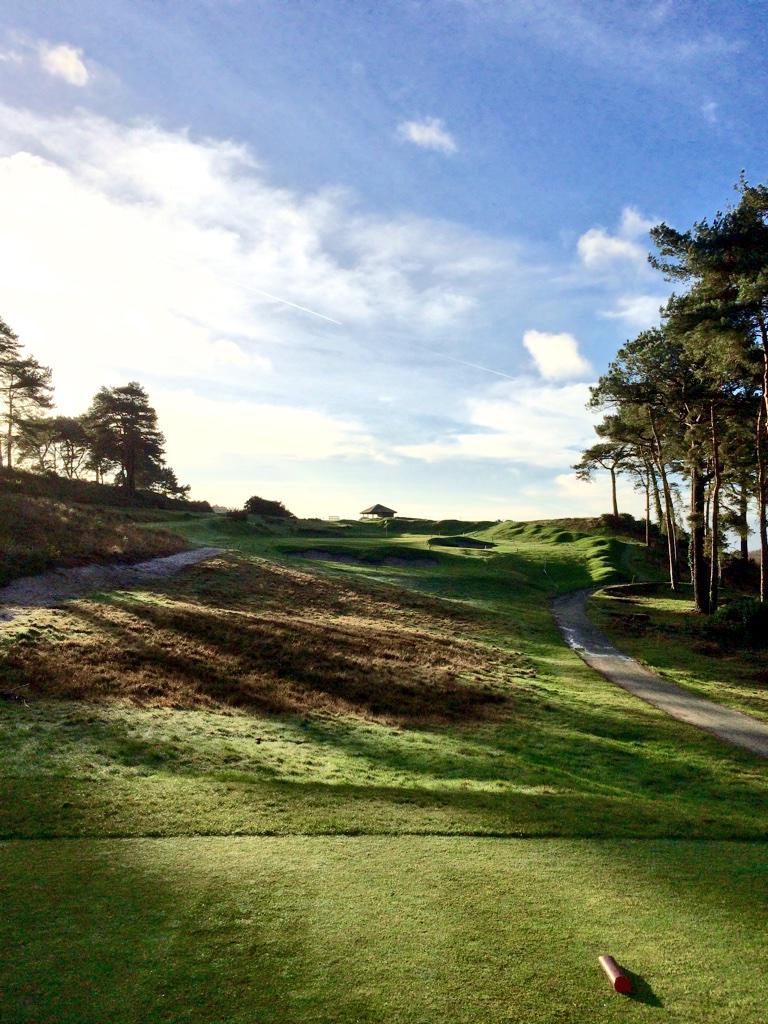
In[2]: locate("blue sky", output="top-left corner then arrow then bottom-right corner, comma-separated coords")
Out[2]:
1,1 -> 766,517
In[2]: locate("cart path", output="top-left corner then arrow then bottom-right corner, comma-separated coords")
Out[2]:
552,587 -> 768,758
0,547 -> 225,621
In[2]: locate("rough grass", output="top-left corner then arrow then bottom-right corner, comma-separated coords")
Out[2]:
0,465 -> 211,511
0,492 -> 189,584
0,555 -> 523,723
590,585 -> 768,723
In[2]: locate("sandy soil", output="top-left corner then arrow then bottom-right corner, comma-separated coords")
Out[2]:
292,549 -> 438,568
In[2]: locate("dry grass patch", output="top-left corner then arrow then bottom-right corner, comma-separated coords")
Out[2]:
1,556 -> 533,725
0,493 -> 187,584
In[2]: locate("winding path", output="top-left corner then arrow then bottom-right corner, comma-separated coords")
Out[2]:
552,587 -> 768,758
0,547 -> 225,622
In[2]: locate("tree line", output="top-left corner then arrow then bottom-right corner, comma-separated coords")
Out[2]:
576,178 -> 768,613
0,316 -> 189,498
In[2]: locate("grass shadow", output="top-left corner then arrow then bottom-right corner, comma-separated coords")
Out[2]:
624,967 -> 664,1007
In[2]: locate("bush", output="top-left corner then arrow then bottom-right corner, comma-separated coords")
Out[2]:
226,509 -> 248,521
721,555 -> 760,592
243,495 -> 296,518
707,598 -> 768,648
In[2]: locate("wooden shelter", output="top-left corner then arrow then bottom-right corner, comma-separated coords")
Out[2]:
360,504 -> 397,519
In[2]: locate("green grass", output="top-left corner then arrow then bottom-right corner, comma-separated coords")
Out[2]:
2,518 -> 764,842
2,512 -> 766,1022
590,586 -> 768,724
2,836 -> 767,1023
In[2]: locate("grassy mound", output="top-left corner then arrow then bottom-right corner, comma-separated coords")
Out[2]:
0,493 -> 188,585
0,466 -> 211,511
374,517 -> 498,536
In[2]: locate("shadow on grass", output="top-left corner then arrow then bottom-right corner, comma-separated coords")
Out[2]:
5,592 -> 516,725
624,967 -> 664,1007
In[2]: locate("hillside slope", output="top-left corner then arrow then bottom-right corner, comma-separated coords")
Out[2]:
0,491 -> 190,585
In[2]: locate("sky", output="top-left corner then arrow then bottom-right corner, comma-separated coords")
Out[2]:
1,1 -> 766,518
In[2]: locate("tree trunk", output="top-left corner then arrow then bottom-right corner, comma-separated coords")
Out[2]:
690,461 -> 710,614
5,389 -> 13,469
758,403 -> 768,603
739,478 -> 749,562
759,313 -> 768,441
709,404 -> 721,614
610,467 -> 619,518
659,460 -> 679,590
650,466 -> 664,532
644,467 -> 651,547
649,409 -> 678,590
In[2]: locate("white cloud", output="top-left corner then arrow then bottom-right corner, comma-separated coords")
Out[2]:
577,205 -> 654,269
577,230 -> 645,269
397,117 -> 457,154
0,50 -> 23,65
39,43 -> 89,86
395,379 -> 596,468
619,207 -> 655,239
0,103 -> 512,483
600,293 -> 665,328
522,329 -> 591,379
546,472 -> 643,518
159,391 -> 384,465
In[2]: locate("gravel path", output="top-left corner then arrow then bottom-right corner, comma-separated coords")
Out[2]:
0,547 -> 225,621
552,587 -> 768,758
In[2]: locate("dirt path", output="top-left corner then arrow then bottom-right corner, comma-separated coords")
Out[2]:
552,587 -> 768,758
0,547 -> 224,621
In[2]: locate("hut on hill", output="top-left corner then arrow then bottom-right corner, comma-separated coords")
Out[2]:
360,503 -> 397,519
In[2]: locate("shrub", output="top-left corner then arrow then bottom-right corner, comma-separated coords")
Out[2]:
707,598 -> 768,648
721,555 -> 760,592
243,495 -> 296,518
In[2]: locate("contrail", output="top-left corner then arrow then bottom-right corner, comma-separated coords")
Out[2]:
422,348 -> 517,381
254,289 -> 343,326
250,291 -> 514,380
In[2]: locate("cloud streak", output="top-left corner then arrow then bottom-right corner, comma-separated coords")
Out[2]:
396,379 -> 597,468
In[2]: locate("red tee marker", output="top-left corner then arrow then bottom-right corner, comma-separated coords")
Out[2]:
598,954 -> 632,994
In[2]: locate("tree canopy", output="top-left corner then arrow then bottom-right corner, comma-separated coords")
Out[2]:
243,495 -> 296,519
0,317 -> 190,501
582,179 -> 768,612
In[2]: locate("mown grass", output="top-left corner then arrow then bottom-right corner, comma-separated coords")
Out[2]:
590,585 -> 768,723
2,836 -> 767,1023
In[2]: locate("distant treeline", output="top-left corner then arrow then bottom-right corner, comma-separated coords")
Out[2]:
575,177 -> 768,614
0,316 -> 195,503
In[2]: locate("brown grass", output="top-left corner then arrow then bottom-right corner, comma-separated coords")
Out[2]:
0,493 -> 188,584
0,555 -> 533,725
